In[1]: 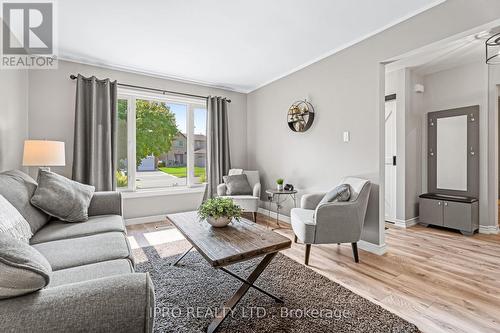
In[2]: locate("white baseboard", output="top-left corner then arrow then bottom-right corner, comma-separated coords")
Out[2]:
478,225 -> 500,234
358,240 -> 387,255
125,214 -> 166,226
386,216 -> 419,228
257,207 -> 291,224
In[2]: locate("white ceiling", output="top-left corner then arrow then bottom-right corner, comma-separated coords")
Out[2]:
57,0 -> 445,93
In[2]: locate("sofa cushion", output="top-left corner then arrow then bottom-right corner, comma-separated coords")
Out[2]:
48,259 -> 133,287
31,169 -> 95,223
0,170 -> 50,233
223,174 -> 252,195
0,195 -> 33,242
291,208 -> 316,243
0,234 -> 51,299
32,232 -> 132,270
30,215 -> 125,245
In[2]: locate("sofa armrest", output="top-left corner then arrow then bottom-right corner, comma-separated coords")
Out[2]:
300,192 -> 326,210
217,183 -> 227,196
88,191 -> 122,216
253,183 -> 261,198
0,273 -> 155,333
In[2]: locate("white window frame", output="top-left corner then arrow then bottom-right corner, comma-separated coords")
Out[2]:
117,88 -> 206,192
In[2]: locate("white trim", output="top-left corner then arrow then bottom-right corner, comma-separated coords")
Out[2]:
118,87 -> 205,106
478,225 -> 500,234
386,216 -> 419,228
249,0 -> 446,93
59,56 -> 245,93
125,214 -> 166,226
358,240 -> 387,256
257,207 -> 291,224
121,186 -> 205,199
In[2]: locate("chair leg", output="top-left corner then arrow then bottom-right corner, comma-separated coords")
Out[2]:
252,212 -> 257,222
294,235 -> 298,243
304,244 -> 311,265
351,242 -> 359,263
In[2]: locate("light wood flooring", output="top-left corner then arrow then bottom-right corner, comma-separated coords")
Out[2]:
127,213 -> 500,333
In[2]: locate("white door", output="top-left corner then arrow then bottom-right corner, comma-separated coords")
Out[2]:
385,99 -> 397,222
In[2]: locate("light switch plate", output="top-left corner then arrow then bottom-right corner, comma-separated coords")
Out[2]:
343,131 -> 350,142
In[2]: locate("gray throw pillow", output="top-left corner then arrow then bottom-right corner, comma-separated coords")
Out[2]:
223,174 -> 253,195
0,233 -> 51,299
0,170 -> 50,233
0,195 -> 33,242
319,184 -> 351,206
31,170 -> 95,223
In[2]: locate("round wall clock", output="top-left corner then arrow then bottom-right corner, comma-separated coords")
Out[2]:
287,100 -> 315,132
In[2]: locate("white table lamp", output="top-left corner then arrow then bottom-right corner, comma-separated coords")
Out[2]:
22,140 -> 66,170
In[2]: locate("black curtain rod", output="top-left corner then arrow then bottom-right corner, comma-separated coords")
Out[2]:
69,74 -> 231,103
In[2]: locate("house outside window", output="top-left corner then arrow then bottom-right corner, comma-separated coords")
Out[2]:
116,89 -> 207,190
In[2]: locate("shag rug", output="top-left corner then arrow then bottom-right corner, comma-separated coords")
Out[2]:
134,242 -> 419,333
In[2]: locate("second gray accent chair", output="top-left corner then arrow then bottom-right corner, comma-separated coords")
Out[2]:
217,169 -> 261,221
291,177 -> 371,265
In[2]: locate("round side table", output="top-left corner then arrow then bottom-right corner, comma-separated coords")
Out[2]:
265,189 -> 298,230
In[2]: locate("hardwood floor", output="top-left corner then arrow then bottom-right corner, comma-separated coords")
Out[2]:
127,213 -> 500,333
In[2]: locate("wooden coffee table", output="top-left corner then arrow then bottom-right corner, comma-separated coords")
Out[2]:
166,211 -> 292,333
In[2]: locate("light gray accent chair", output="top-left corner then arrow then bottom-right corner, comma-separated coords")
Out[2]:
217,169 -> 261,221
0,170 -> 154,333
291,177 -> 371,265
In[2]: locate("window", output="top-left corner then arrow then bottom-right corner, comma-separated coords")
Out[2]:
116,90 -> 207,191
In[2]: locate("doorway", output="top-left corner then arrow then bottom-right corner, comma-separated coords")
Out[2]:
384,96 -> 397,222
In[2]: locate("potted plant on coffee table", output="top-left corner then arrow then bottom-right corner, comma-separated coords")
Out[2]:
198,197 -> 243,227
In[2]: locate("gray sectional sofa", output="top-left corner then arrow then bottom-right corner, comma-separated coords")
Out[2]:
0,170 -> 154,332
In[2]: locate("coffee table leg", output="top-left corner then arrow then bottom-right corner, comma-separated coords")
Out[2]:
207,252 -> 278,333
170,246 -> 194,266
219,267 -> 283,303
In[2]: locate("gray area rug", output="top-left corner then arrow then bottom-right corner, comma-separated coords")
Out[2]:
134,243 -> 419,333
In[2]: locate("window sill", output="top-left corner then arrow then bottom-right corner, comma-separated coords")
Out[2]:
120,185 -> 206,199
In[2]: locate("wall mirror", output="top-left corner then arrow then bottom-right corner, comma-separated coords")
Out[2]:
427,105 -> 479,198
436,115 -> 468,191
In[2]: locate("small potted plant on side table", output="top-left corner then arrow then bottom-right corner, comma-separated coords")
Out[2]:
276,178 -> 284,191
198,197 -> 243,227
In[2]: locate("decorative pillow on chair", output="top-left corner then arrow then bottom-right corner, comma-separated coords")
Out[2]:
0,233 -> 51,299
0,195 -> 33,242
318,184 -> 351,206
30,169 -> 95,223
223,174 -> 253,195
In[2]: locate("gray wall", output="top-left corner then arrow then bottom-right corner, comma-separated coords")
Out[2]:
246,0 -> 500,247
0,70 -> 29,172
406,70 -> 424,220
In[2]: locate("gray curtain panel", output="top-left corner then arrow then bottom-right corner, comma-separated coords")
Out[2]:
72,75 -> 118,191
206,97 -> 231,198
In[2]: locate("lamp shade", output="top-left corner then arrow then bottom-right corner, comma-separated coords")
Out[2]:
22,140 -> 66,167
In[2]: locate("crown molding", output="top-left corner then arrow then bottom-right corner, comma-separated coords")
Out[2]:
58,54 -> 250,94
